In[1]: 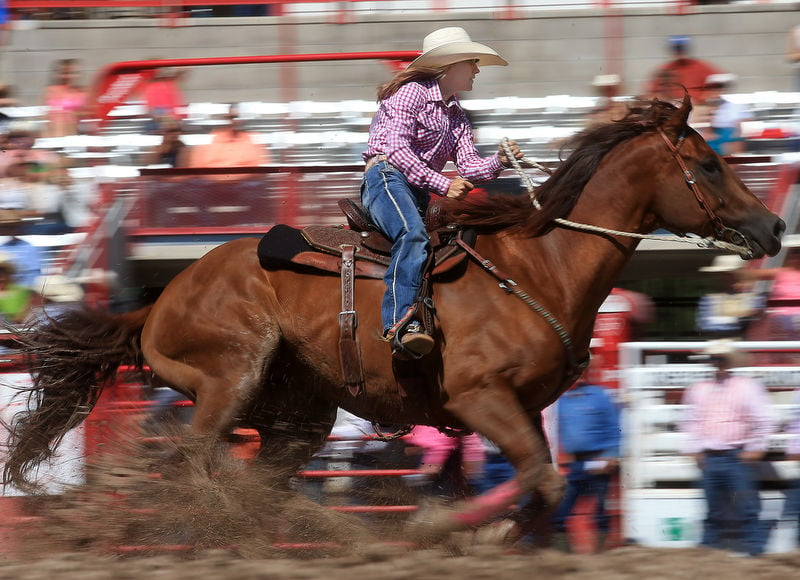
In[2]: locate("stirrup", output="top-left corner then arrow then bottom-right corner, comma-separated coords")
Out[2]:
398,333 -> 435,359
390,322 -> 434,360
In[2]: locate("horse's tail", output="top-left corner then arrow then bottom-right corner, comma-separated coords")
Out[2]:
2,305 -> 153,492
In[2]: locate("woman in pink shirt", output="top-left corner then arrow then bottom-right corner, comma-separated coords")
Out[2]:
361,27 -> 523,359
42,58 -> 86,138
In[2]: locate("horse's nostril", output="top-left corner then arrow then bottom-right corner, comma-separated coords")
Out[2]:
776,219 -> 787,238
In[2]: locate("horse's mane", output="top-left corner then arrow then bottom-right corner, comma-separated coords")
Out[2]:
442,99 -> 681,236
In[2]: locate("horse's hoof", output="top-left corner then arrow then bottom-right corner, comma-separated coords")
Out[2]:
471,519 -> 522,546
404,498 -> 458,545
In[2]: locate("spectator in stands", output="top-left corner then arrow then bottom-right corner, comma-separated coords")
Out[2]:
0,230 -> 43,288
550,75 -> 630,152
138,66 -> 188,133
551,355 -> 621,554
695,255 -> 764,339
189,103 -> 270,168
585,74 -> 628,129
0,251 -> 37,323
19,159 -> 72,234
643,67 -> 681,102
403,425 -> 486,501
785,24 -> 800,92
143,116 -> 191,167
693,73 -> 751,156
0,121 -> 62,178
681,339 -> 775,557
0,123 -> 72,235
0,160 -> 44,226
42,58 -> 87,137
362,26 -> 523,357
0,83 -> 18,108
643,35 -> 722,103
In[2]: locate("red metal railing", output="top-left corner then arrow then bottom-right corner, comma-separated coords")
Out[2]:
3,1 -> 707,18
86,52 -> 419,127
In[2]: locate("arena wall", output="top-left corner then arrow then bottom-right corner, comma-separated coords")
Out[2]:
2,3 -> 799,106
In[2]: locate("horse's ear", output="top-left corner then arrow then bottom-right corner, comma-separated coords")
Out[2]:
664,90 -> 692,135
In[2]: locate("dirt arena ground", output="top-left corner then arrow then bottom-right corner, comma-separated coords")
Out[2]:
3,441 -> 799,579
2,543 -> 800,579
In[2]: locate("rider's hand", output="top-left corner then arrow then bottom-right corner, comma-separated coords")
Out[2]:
446,177 -> 474,200
498,140 -> 524,168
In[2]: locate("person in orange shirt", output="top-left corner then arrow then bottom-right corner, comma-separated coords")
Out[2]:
643,35 -> 722,103
189,103 -> 270,168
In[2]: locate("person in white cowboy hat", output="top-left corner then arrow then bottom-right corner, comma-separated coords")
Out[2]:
696,254 -> 763,338
680,338 -> 774,557
361,26 -> 524,359
697,72 -> 751,156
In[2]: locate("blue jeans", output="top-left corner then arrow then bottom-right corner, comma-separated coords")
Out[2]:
700,450 -> 764,556
551,462 -> 612,534
361,160 -> 430,332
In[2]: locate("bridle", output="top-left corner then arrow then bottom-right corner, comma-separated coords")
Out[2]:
501,133 -> 754,258
657,128 -> 751,255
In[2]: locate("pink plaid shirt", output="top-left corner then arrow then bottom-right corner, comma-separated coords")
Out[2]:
363,78 -> 504,196
681,375 -> 775,455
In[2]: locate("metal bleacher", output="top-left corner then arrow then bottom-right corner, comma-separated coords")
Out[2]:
9,91 -> 800,244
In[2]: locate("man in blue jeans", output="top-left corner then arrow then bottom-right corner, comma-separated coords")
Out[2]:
551,358 -> 621,553
681,340 -> 775,557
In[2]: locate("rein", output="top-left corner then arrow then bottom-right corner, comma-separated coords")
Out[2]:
501,137 -> 754,258
453,236 -> 580,376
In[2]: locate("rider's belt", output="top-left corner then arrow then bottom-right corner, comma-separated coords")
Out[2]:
364,154 -> 388,173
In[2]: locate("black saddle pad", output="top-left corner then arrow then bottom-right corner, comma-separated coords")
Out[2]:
257,224 -> 313,268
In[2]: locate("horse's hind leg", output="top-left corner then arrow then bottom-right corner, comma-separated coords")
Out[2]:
247,375 -> 338,490
142,331 -> 280,458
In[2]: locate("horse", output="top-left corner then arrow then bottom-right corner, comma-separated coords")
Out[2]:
2,95 -> 784,542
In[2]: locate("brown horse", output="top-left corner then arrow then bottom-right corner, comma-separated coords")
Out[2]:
2,96 -> 784,540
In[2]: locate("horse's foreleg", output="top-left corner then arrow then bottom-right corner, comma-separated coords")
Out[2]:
432,386 -> 563,531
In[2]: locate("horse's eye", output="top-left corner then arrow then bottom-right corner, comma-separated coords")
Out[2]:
700,157 -> 722,175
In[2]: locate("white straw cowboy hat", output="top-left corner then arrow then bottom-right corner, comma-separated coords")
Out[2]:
699,254 -> 746,273
703,338 -> 737,358
704,73 -> 737,88
701,338 -> 748,366
33,274 -> 84,303
407,27 -> 508,70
